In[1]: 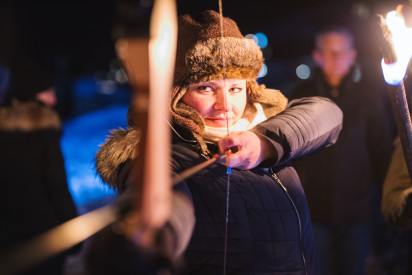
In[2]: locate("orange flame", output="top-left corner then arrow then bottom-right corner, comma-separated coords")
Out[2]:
381,6 -> 412,85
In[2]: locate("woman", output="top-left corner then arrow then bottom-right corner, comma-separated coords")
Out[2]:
88,10 -> 343,275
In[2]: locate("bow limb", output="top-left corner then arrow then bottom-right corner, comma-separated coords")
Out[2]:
115,0 -> 177,244
145,0 -> 177,228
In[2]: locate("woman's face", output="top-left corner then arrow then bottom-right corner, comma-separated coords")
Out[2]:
182,79 -> 247,128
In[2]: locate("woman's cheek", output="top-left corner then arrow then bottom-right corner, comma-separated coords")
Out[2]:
194,100 -> 210,117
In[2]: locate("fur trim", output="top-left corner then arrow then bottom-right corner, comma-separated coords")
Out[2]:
245,82 -> 288,119
170,86 -> 204,136
174,10 -> 251,86
384,186 -> 412,221
176,37 -> 263,85
95,128 -> 140,188
0,100 -> 61,131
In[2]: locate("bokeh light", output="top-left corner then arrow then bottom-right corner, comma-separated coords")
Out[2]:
245,33 -> 268,49
246,33 -> 258,44
254,32 -> 268,49
296,64 -> 311,79
258,64 -> 268,78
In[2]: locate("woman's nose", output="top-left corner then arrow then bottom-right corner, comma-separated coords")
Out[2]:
214,90 -> 230,111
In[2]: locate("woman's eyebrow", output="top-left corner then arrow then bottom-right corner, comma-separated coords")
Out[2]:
230,81 -> 245,86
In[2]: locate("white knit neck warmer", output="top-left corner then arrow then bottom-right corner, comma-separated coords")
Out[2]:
203,103 -> 267,143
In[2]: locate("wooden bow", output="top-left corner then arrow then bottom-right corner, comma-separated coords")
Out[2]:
115,0 -> 177,244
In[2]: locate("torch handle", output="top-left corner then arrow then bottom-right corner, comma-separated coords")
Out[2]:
387,82 -> 412,179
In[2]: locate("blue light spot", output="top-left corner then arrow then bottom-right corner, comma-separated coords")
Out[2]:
258,64 -> 268,78
255,32 -> 268,49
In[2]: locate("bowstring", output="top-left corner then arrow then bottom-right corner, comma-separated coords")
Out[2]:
218,1 -> 231,274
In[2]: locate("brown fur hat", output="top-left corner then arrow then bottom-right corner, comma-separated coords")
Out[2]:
170,10 -> 288,139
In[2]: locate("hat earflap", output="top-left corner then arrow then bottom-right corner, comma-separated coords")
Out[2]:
171,85 -> 205,136
242,80 -> 288,122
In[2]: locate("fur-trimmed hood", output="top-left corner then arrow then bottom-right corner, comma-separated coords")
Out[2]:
0,100 -> 61,131
95,128 -> 140,188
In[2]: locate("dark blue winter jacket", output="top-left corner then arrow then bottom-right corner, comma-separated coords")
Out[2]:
90,96 -> 342,275
171,97 -> 342,274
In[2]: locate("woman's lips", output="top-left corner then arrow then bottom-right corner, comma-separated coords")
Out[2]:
205,117 -> 232,126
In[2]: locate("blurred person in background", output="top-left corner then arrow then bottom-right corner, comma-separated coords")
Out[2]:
382,137 -> 412,227
287,25 -> 396,275
0,55 -> 79,275
381,135 -> 412,274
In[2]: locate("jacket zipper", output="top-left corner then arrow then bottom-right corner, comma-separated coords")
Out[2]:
269,169 -> 309,275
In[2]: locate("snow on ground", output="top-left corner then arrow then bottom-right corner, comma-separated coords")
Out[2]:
61,104 -> 129,214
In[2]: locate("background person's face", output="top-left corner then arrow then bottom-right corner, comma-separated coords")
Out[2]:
313,33 -> 357,86
182,79 -> 247,128
36,87 -> 57,106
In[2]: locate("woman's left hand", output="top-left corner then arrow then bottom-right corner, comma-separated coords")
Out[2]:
218,131 -> 275,169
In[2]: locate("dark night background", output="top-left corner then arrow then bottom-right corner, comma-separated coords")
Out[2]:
1,1 -> 412,273
0,0 -> 410,213
2,0 -> 407,99
0,0 -> 409,214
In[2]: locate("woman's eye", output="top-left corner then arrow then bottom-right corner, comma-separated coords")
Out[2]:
198,86 -> 213,92
231,87 -> 242,93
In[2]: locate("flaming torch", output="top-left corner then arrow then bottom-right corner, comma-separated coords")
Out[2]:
380,5 -> 412,178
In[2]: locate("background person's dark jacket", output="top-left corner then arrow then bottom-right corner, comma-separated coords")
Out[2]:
0,100 -> 79,275
287,67 -> 396,225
